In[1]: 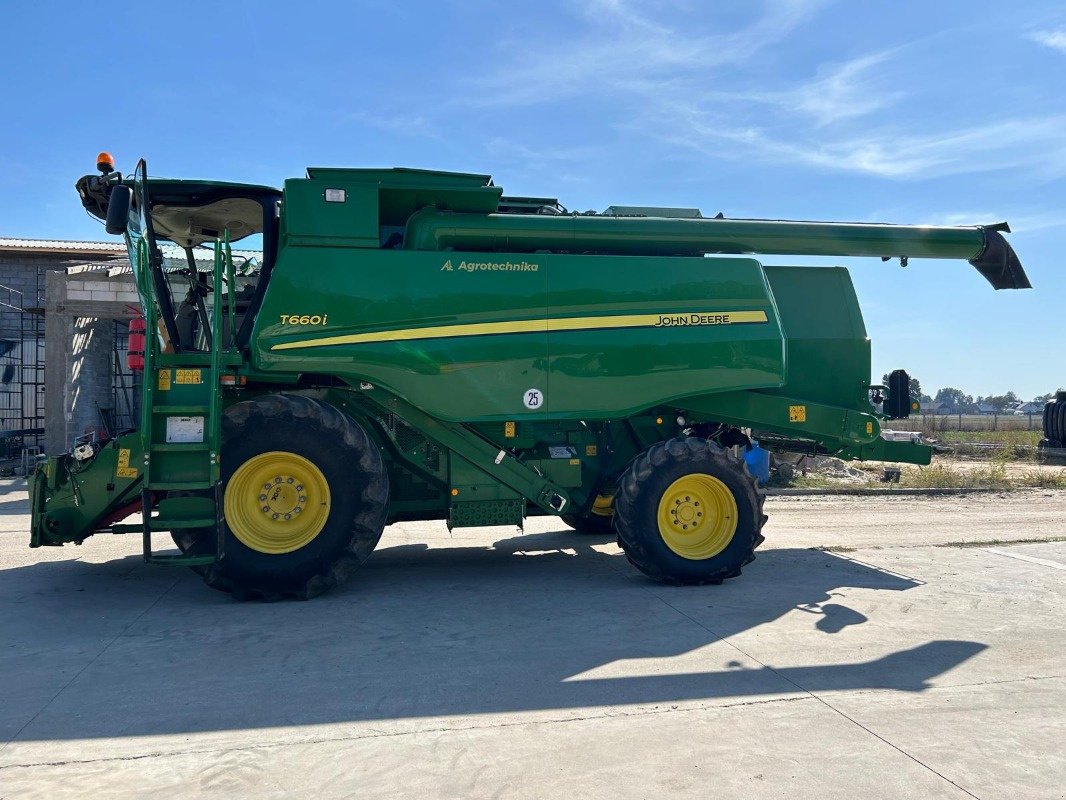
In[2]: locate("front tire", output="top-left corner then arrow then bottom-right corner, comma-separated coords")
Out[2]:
614,437 -> 765,585
175,394 -> 388,600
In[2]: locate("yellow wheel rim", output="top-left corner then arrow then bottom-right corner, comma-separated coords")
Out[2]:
224,451 -> 331,554
656,473 -> 738,560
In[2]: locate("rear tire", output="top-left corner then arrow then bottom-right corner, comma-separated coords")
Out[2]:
174,394 -> 388,600
1044,397 -> 1066,443
614,437 -> 766,585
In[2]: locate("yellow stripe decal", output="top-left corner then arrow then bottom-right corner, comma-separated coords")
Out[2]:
271,310 -> 769,351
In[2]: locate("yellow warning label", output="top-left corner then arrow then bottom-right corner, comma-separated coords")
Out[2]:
157,369 -> 171,391
585,444 -> 598,457
504,421 -> 516,438
115,448 -> 138,479
175,369 -> 202,385
789,405 -> 807,423
866,422 -> 874,435
569,459 -> 581,466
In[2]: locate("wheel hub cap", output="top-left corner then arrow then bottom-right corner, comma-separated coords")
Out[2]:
225,452 -> 331,554
656,473 -> 738,560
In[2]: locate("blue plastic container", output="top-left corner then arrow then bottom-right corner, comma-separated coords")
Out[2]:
743,442 -> 771,484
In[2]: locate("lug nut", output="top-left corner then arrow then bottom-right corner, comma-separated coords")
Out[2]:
272,513 -> 279,520
274,477 -> 282,484
295,484 -> 303,491
294,506 -> 302,514
284,513 -> 292,520
299,495 -> 307,503
261,506 -> 270,513
263,483 -> 271,490
259,494 -> 267,501
286,477 -> 295,484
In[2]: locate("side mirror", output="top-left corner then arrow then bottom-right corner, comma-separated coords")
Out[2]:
105,184 -> 132,235
885,369 -> 912,419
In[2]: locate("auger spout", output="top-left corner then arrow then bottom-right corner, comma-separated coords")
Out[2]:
403,209 -> 1030,289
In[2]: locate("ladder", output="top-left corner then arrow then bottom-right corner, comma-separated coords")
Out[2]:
126,234 -> 239,565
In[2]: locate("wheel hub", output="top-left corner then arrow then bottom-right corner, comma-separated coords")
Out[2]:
656,473 -> 738,560
259,477 -> 307,520
225,452 -> 331,554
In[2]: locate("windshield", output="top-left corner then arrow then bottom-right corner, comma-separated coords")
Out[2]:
121,160 -> 280,353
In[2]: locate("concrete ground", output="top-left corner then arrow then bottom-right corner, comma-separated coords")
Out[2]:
1,480 -> 1063,799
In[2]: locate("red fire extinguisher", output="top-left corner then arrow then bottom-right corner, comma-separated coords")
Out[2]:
127,316 -> 146,371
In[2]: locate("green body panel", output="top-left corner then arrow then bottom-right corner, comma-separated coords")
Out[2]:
253,249 -> 785,421
30,433 -> 144,546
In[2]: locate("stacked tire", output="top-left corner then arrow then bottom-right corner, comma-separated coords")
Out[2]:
1042,391 -> 1066,450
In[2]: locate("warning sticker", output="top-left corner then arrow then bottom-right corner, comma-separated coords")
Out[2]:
157,369 -> 171,391
165,416 -> 205,443
789,405 -> 807,423
175,369 -> 202,385
115,448 -> 138,479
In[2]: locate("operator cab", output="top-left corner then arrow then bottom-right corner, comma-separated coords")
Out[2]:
77,154 -> 281,353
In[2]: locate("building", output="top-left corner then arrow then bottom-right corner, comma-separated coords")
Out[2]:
0,238 -> 128,460
0,237 -> 256,460
919,401 -> 952,415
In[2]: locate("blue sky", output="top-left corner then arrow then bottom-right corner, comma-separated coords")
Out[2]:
2,0 -> 1063,399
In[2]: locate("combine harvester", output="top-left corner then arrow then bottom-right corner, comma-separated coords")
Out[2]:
29,154 -> 1031,599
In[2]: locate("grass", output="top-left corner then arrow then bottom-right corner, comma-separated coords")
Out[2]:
933,429 -> 1043,447
771,456 -> 1066,491
901,462 -> 1011,489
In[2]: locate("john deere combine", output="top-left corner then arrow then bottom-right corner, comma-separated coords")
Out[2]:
29,155 -> 1030,599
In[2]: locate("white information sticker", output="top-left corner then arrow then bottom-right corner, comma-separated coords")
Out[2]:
165,416 -> 205,443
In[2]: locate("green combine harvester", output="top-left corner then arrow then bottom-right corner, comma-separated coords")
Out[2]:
29,154 -> 1031,599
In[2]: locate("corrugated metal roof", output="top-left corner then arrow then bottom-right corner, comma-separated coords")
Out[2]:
65,246 -> 263,277
0,237 -> 261,261
0,237 -> 126,254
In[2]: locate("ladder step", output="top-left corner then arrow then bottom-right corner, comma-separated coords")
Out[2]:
148,480 -> 217,491
147,554 -> 218,567
149,517 -> 217,531
150,442 -> 213,452
152,405 -> 210,414
157,352 -> 241,367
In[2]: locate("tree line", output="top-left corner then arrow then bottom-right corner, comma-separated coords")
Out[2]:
881,374 -> 1062,413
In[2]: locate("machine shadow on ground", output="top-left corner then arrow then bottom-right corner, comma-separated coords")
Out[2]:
1,528 -> 986,743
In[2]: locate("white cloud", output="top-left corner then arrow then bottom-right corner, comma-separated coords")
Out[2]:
1029,29 -> 1066,53
445,3 -> 1066,182
653,110 -> 1066,179
910,211 -> 1066,233
470,0 -> 829,107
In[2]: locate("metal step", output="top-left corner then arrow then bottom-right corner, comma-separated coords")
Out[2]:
111,517 -> 217,533
157,352 -> 241,368
147,553 -> 217,567
152,405 -> 210,415
148,517 -> 217,531
147,480 -> 217,491
150,442 -> 213,452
